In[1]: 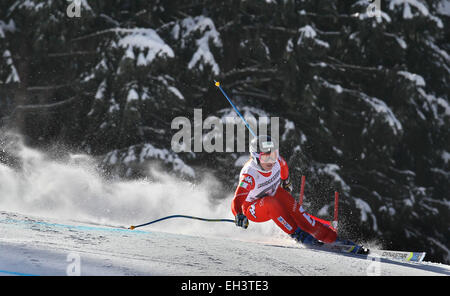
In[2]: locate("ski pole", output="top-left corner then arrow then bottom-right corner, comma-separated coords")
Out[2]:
333,191 -> 339,230
129,215 -> 235,230
214,81 -> 257,138
293,175 -> 306,212
299,175 -> 306,206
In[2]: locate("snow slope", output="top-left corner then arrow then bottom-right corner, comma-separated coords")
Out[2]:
0,140 -> 449,276
0,211 -> 449,276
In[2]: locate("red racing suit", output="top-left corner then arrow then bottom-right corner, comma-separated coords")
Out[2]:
231,156 -> 337,243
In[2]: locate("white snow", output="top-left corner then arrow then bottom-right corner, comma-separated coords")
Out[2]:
127,88 -> 139,102
171,23 -> 180,39
219,106 -> 268,120
139,143 -> 195,177
95,79 -> 106,100
418,88 -> 450,123
379,205 -> 396,216
95,57 -> 108,71
0,211 -> 449,276
298,25 -> 317,39
181,16 -> 222,75
10,0 -> 91,13
123,148 -> 137,164
14,0 -> 47,11
316,164 -> 351,193
297,25 -> 330,49
403,2 -> 414,18
136,51 -> 146,66
398,71 -> 426,87
388,0 -> 443,27
108,97 -> 119,113
332,146 -> 343,156
428,14 -> 444,29
141,87 -> 151,101
384,33 -> 407,49
360,93 -> 403,135
355,198 -> 378,231
437,0 -> 450,16
2,50 -> 20,83
430,168 -> 450,179
442,151 -> 450,164
0,141 -> 449,275
168,86 -> 184,100
104,143 -> 195,178
300,133 -> 307,144
286,38 -> 294,53
188,38 -> 219,75
424,39 -> 450,63
314,39 -> 330,49
281,120 -> 295,141
0,19 -> 16,38
116,28 -> 174,65
107,150 -> 118,165
322,80 -> 343,94
389,0 -> 429,17
394,35 -> 407,49
82,72 -> 95,82
124,45 -> 135,60
154,75 -> 184,100
260,38 -> 270,57
420,202 -> 439,215
317,204 -> 331,217
80,0 -> 92,12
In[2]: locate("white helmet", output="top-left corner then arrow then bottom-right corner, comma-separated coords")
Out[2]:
249,135 -> 279,172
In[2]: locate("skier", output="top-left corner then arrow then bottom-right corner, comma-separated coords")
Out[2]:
231,135 -> 354,247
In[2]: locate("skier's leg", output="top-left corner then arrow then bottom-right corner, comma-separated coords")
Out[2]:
295,205 -> 337,243
244,195 -> 297,235
274,187 -> 337,244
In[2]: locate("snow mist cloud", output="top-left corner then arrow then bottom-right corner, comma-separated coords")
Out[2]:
0,132 -> 286,244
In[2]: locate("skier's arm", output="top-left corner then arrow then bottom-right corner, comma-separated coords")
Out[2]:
279,156 -> 289,180
231,174 -> 255,216
279,156 -> 293,192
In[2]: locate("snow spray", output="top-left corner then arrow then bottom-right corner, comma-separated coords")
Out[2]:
0,132 -> 287,244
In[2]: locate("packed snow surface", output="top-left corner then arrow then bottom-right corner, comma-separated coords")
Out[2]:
0,141 -> 449,276
0,211 -> 449,276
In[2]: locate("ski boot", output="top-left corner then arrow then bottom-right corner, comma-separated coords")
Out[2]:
290,227 -> 324,246
333,237 -> 369,255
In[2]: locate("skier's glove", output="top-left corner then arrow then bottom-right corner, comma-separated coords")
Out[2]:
235,213 -> 249,229
281,177 -> 293,193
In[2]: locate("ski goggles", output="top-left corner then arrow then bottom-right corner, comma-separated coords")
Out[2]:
258,150 -> 279,164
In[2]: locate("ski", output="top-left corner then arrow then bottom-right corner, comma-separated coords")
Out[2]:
306,242 -> 368,255
302,242 -> 426,262
369,249 -> 426,262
